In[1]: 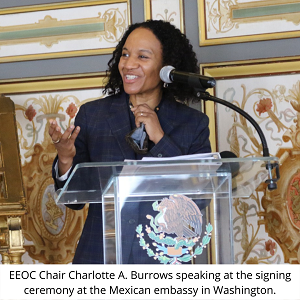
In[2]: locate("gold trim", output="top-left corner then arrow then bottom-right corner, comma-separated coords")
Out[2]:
0,0 -> 130,63
198,0 -> 300,46
0,97 -> 26,216
144,0 -> 152,20
201,57 -> 300,78
0,72 -> 106,94
0,48 -> 115,64
232,0 -> 300,10
179,0 -> 184,33
201,30 -> 300,46
198,0 -> 207,46
259,149 -> 300,263
0,0 -> 128,14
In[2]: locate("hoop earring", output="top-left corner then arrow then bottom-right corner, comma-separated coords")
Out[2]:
163,82 -> 168,88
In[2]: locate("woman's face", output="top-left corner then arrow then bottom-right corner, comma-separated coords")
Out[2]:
118,27 -> 163,100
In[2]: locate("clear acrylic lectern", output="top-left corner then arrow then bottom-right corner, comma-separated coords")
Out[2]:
55,156 -> 279,264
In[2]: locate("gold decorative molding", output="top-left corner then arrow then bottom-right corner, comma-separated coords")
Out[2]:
0,0 -> 128,14
0,217 -> 9,252
0,97 -> 26,216
7,217 -> 25,264
260,149 -> 300,264
0,96 -> 27,264
22,138 -> 87,264
0,72 -> 106,95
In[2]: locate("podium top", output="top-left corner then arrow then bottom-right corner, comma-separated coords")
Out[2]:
55,156 -> 279,205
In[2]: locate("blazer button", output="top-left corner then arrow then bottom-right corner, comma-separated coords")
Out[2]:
128,219 -> 135,224
157,153 -> 163,157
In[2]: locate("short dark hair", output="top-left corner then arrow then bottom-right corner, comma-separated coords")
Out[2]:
104,20 -> 199,102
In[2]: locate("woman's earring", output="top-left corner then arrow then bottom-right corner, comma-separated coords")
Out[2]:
163,82 -> 168,88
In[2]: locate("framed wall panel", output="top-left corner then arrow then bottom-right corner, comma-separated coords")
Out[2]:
144,0 -> 184,32
0,0 -> 130,62
0,73 -> 106,264
201,56 -> 300,264
199,0 -> 300,45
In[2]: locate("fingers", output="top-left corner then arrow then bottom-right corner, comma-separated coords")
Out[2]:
48,119 -> 80,144
131,105 -> 153,127
49,119 -> 59,135
49,119 -> 62,142
68,125 -> 81,143
60,124 -> 75,141
130,105 -> 164,143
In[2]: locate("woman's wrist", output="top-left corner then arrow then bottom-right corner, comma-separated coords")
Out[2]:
58,158 -> 73,176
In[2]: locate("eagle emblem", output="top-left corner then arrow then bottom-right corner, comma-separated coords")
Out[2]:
136,194 -> 213,264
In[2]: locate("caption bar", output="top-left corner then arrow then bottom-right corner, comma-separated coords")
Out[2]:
0,264 -> 299,299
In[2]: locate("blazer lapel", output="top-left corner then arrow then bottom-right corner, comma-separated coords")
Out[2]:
107,94 -> 135,160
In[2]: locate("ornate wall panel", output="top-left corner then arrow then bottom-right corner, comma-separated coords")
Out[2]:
0,0 -> 130,62
202,56 -> 300,264
199,0 -> 300,45
0,73 -> 106,263
144,0 -> 184,32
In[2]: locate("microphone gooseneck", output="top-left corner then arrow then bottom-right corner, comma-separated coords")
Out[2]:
200,93 -> 270,157
196,91 -> 279,190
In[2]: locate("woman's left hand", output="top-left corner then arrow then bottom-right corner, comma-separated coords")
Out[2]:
131,103 -> 164,144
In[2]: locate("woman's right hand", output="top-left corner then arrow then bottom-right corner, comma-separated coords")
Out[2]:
49,119 -> 80,176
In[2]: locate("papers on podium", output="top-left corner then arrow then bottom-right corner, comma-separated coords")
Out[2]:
140,152 -> 221,162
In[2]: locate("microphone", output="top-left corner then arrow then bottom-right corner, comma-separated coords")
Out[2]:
160,66 -> 216,90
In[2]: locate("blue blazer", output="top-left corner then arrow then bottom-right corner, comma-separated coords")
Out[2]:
53,92 -> 211,264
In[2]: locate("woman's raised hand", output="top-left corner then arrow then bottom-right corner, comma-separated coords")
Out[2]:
48,119 -> 80,176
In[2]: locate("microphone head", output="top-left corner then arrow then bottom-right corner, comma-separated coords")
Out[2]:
159,66 -> 174,84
